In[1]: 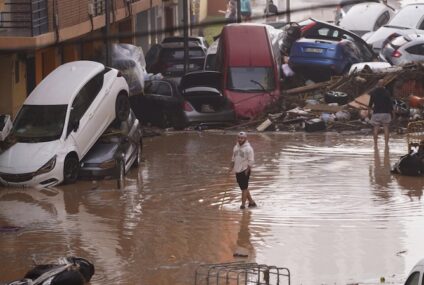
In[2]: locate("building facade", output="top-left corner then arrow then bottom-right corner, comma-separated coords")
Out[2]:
0,0 -> 170,117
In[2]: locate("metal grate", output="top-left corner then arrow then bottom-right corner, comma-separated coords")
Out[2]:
407,120 -> 424,151
194,262 -> 290,285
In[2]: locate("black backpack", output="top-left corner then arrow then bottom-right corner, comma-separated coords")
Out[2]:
393,153 -> 424,176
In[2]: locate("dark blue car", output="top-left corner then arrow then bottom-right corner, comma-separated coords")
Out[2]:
289,37 -> 369,82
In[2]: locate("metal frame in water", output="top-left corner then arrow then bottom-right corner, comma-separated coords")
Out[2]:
194,261 -> 290,285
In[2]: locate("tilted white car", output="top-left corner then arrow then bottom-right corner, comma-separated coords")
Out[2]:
0,61 -> 130,188
363,3 -> 424,52
339,2 -> 395,37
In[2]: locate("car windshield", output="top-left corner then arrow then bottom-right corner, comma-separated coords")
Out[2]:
387,6 -> 423,28
11,104 -> 67,142
227,67 -> 275,92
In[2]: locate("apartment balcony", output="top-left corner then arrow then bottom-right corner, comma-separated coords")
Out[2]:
0,0 -> 49,37
0,0 -> 156,49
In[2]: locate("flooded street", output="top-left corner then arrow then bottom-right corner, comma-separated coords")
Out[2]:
1,132 -> 424,285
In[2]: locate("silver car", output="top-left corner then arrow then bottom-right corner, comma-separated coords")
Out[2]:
380,33 -> 424,65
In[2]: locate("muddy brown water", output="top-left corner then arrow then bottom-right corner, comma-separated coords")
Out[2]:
1,131 -> 424,285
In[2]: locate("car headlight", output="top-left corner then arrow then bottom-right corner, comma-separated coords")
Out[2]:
99,159 -> 117,169
35,155 -> 57,175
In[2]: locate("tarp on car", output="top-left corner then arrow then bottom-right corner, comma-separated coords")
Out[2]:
111,44 -> 147,96
179,71 -> 222,91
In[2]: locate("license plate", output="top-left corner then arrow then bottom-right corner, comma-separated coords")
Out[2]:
305,48 -> 323,53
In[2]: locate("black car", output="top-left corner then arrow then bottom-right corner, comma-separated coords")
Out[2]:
135,79 -> 188,129
79,110 -> 142,181
145,42 -> 206,81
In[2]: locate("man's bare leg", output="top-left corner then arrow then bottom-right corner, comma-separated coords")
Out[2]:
383,125 -> 390,145
373,126 -> 379,145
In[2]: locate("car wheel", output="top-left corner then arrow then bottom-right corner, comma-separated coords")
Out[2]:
117,160 -> 125,189
133,142 -> 142,167
115,93 -> 130,122
161,112 -> 170,128
63,155 -> 79,184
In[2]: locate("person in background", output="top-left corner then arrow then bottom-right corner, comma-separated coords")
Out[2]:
240,0 -> 252,21
230,132 -> 256,209
219,0 -> 237,23
368,79 -> 395,146
264,0 -> 278,16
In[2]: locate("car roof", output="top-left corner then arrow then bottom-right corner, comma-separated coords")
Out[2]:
25,61 -> 105,105
221,24 -> 274,66
388,3 -> 424,28
340,3 -> 392,30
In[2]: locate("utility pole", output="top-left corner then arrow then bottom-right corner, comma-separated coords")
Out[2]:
105,0 -> 111,66
183,0 -> 189,74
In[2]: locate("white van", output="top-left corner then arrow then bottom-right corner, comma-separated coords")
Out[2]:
0,61 -> 129,188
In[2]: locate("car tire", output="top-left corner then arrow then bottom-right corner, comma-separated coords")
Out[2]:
115,93 -> 130,122
133,142 -> 142,167
63,155 -> 79,185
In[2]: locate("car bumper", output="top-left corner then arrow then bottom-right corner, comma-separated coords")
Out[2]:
185,109 -> 235,124
79,166 -> 119,180
0,166 -> 63,188
290,58 -> 345,74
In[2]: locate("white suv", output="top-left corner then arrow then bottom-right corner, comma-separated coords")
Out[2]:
0,61 -> 130,188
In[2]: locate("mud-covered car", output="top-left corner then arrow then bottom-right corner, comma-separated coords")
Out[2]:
79,110 -> 142,181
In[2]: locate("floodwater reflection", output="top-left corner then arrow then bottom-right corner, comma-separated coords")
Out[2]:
1,132 -> 424,285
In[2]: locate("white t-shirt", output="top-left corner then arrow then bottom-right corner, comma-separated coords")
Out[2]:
232,141 -> 254,173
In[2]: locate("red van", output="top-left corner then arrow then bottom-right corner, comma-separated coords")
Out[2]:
216,24 -> 282,119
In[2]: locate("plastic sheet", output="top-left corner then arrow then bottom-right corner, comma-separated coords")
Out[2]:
111,44 -> 147,96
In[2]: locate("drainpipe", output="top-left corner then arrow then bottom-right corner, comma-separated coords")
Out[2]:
183,0 -> 188,74
105,0 -> 111,66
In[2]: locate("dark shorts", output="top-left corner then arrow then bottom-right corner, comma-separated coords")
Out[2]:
236,171 -> 250,190
241,11 -> 251,17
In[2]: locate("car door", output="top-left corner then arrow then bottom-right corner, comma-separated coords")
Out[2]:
67,71 -> 104,158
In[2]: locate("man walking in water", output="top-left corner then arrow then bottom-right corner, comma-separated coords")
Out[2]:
368,79 -> 394,146
230,132 -> 256,209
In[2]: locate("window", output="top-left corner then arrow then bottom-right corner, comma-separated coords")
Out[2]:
67,71 -> 104,135
161,47 -> 205,61
156,82 -> 172,97
11,105 -> 67,142
144,81 -> 160,94
227,67 -> 275,92
406,44 -> 424,55
404,271 -> 420,285
374,11 -> 390,31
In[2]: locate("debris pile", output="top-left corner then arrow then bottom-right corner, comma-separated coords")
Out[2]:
254,62 -> 424,133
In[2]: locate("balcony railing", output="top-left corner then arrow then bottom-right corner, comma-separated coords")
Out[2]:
0,0 -> 49,37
